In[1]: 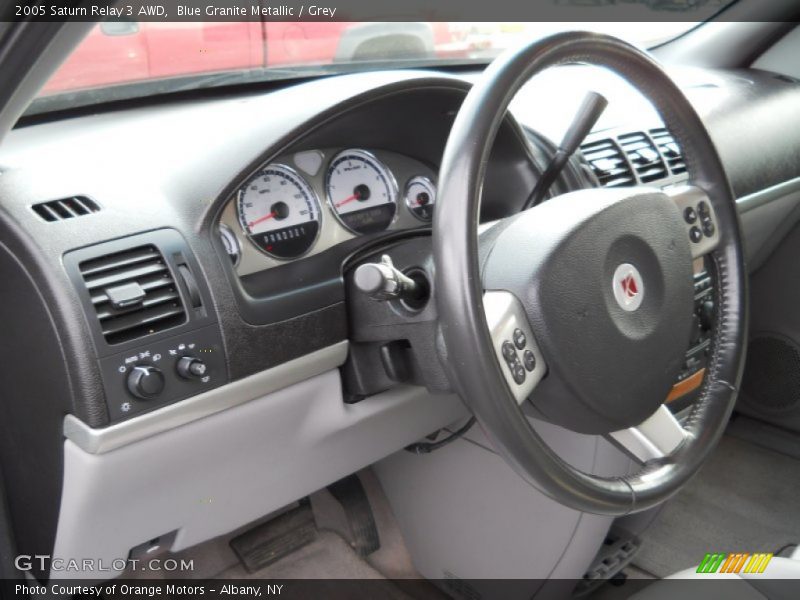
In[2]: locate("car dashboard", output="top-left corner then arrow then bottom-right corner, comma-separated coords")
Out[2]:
1,63 -> 799,580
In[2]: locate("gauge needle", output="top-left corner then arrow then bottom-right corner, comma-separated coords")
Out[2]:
248,211 -> 277,229
336,193 -> 360,208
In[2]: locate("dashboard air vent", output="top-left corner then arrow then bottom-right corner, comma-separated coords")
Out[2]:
617,132 -> 668,183
32,196 -> 100,222
650,128 -> 687,175
78,245 -> 186,345
579,138 -> 635,188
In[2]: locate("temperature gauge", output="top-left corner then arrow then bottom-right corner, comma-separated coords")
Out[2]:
218,223 -> 241,267
404,176 -> 436,222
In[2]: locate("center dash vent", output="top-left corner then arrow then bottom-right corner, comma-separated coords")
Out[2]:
617,132 -> 668,183
650,128 -> 687,175
78,245 -> 186,345
32,196 -> 100,222
580,138 -> 634,188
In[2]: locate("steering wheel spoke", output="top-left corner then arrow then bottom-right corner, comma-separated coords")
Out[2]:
666,185 -> 721,259
608,404 -> 688,464
483,291 -> 547,404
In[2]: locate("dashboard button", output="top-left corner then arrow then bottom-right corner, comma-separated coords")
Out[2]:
697,200 -> 710,217
683,206 -> 697,224
689,226 -> 703,243
502,341 -> 516,361
512,365 -> 526,384
126,365 -> 165,400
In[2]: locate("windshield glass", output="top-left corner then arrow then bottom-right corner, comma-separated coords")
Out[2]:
32,21 -> 703,114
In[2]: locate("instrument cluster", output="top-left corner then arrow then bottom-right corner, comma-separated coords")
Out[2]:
219,148 -> 437,275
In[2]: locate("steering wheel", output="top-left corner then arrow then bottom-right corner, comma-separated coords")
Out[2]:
434,32 -> 747,515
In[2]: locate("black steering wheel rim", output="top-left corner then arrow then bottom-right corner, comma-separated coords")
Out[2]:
433,31 -> 747,515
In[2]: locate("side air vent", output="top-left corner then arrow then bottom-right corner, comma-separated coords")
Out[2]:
617,132 -> 668,183
78,245 -> 186,345
650,128 -> 687,175
31,196 -> 100,222
579,138 -> 635,188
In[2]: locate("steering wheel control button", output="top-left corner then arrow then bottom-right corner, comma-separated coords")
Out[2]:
483,291 -> 546,404
666,186 -> 721,259
126,365 -> 165,400
511,363 -> 526,384
523,350 -> 536,372
176,356 -> 208,380
513,328 -> 527,349
501,340 -> 528,384
612,263 -> 645,312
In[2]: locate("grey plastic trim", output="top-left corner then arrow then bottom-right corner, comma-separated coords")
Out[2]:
54,369 -> 465,579
736,175 -> 800,213
608,405 -> 688,463
63,340 -> 349,455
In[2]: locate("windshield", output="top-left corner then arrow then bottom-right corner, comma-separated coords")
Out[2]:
32,21 -> 703,114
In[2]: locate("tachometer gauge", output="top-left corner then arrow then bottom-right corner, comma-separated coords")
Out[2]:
404,176 -> 436,222
236,164 -> 321,260
325,149 -> 397,235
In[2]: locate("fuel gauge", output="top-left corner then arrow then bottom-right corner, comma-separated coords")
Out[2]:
404,176 -> 436,222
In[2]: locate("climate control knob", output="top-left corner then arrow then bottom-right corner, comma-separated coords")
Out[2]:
176,356 -> 208,380
126,365 -> 165,400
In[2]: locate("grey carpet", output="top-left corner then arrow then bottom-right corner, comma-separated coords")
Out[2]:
123,469 -> 447,599
219,530 -> 390,579
634,434 -> 800,577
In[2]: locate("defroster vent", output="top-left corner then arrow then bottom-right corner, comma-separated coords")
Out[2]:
579,138 -> 635,188
32,196 -> 100,222
78,245 -> 186,344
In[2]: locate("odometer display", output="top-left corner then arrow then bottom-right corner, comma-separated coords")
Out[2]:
325,149 -> 397,235
236,164 -> 321,260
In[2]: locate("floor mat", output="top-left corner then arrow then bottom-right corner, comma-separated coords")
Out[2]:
217,530 -> 443,600
634,434 -> 800,577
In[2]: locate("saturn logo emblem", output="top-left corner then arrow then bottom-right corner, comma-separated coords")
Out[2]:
613,263 -> 645,311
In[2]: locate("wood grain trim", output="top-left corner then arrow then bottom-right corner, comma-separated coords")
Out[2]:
666,368 -> 705,403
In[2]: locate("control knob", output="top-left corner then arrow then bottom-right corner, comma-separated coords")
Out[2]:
126,365 -> 165,400
177,356 -> 208,380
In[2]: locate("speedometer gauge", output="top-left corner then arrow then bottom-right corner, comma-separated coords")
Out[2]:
236,164 -> 321,260
325,149 -> 397,235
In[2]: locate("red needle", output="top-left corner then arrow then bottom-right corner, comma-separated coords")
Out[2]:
248,211 -> 277,229
336,193 -> 359,208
